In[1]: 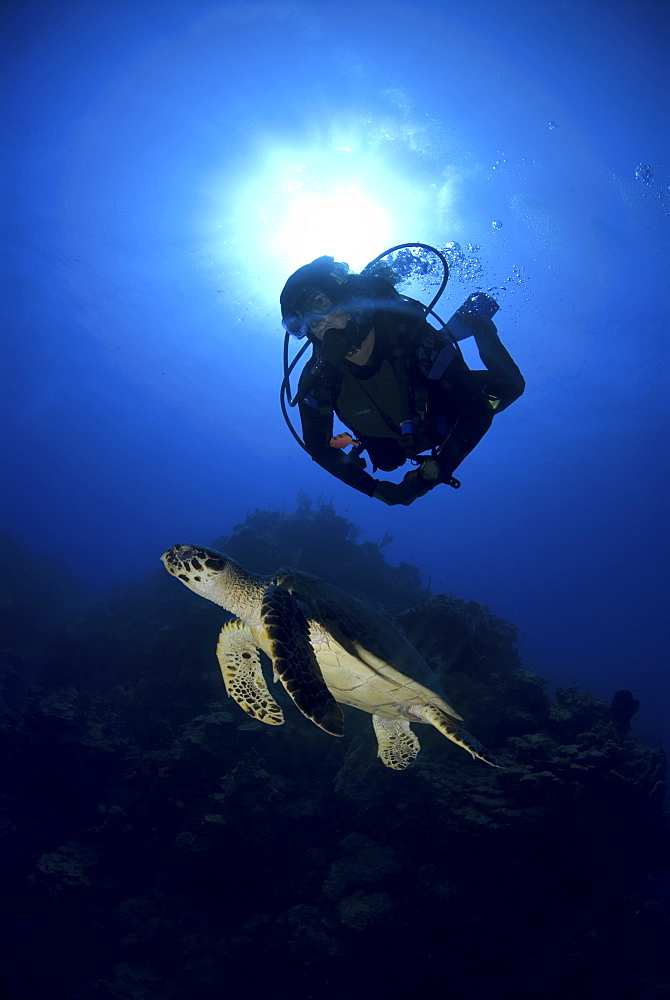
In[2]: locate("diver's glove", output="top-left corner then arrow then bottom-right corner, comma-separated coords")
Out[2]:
373,469 -> 436,506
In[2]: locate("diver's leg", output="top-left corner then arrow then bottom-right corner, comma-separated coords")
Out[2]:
469,318 -> 525,411
426,354 -> 495,483
434,409 -> 493,483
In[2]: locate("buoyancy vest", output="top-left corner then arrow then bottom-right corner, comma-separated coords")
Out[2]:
301,297 -> 458,444
335,358 -> 407,439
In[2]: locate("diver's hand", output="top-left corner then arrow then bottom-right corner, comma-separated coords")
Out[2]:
373,470 -> 435,506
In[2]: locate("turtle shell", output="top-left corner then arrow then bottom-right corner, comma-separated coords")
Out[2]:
274,568 -> 454,706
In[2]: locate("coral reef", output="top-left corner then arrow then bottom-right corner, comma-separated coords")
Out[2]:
0,503 -> 668,1000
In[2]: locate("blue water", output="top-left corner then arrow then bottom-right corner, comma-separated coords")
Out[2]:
3,0 -> 668,754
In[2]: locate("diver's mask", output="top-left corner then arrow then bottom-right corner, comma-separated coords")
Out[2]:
281,290 -> 340,339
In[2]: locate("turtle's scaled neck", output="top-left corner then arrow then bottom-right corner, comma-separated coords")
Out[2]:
216,558 -> 270,624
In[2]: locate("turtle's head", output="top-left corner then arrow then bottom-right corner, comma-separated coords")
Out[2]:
161,544 -> 233,605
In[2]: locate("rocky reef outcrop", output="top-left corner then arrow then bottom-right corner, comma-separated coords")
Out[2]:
0,503 -> 667,1000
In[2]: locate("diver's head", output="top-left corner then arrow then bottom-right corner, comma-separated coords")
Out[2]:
280,256 -> 355,339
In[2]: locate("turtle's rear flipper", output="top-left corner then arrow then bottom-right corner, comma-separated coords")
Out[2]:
216,620 -> 284,725
412,704 -> 503,767
372,715 -> 420,770
261,585 -> 344,737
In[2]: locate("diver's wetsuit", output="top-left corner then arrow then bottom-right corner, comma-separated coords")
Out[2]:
298,294 -> 525,500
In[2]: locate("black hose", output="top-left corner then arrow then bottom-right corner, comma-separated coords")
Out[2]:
280,333 -> 311,450
362,242 -> 450,316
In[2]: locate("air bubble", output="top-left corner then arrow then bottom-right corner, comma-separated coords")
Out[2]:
492,220 -> 503,230
635,163 -> 654,184
364,241 -> 528,302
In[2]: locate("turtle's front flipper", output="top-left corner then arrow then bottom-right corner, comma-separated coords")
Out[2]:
412,704 -> 503,767
216,619 -> 284,725
261,585 -> 344,737
372,715 -> 420,770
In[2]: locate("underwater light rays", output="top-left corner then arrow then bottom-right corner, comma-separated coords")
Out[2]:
207,137 -> 459,282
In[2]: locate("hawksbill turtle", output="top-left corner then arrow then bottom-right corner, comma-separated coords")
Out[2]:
161,544 -> 500,770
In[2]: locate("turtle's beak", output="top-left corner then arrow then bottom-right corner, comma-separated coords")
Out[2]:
161,544 -> 229,579
161,544 -> 197,575
160,556 -> 171,574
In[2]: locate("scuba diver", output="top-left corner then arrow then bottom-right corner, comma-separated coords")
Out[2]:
280,247 -> 525,506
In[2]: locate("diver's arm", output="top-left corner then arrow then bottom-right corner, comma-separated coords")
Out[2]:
298,397 -> 433,504
298,396 -> 380,497
372,470 -> 436,506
